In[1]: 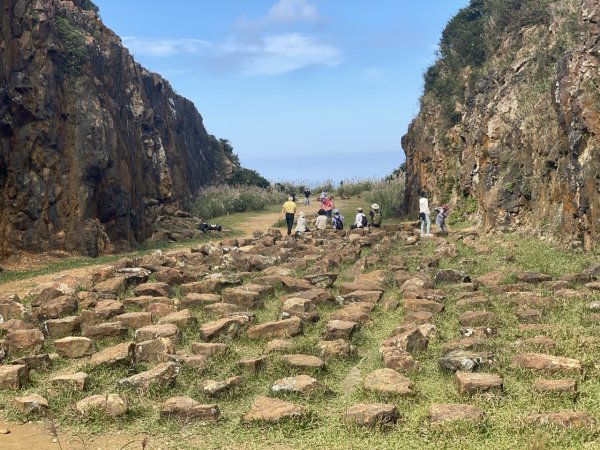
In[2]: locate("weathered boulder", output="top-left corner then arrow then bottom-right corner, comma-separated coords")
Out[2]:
160,397 -> 220,421
428,403 -> 485,424
136,338 -> 176,364
202,376 -> 242,396
322,320 -> 358,341
50,372 -> 88,391
511,353 -> 581,373
158,309 -> 197,328
280,354 -> 324,369
317,339 -> 355,358
135,324 -> 181,343
12,394 -> 48,414
54,337 -> 95,358
247,317 -> 303,340
454,371 -> 503,395
89,342 -> 136,367
344,403 -> 399,427
0,365 -> 29,389
4,329 -> 44,354
272,375 -> 326,395
363,368 -> 413,396
439,350 -> 495,372
242,396 -> 306,423
76,394 -> 128,417
118,362 -> 180,390
533,379 -> 577,394
380,328 -> 428,353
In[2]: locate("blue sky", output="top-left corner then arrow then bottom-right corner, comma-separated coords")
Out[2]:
94,0 -> 469,184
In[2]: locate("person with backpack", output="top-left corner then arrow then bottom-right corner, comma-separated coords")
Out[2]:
433,204 -> 449,233
351,207 -> 367,229
303,187 -> 311,206
331,209 -> 344,230
369,203 -> 383,228
281,196 -> 297,236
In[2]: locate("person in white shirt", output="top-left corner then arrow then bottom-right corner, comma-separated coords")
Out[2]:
295,212 -> 308,235
351,207 -> 367,229
419,191 -> 431,236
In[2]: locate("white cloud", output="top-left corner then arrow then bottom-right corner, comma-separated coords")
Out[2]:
122,37 -> 211,57
266,0 -> 319,24
238,33 -> 342,76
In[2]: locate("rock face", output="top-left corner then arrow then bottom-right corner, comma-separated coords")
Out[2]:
0,0 -> 236,256
402,0 -> 600,248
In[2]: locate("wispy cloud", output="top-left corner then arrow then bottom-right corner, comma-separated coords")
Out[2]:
239,33 -> 341,76
122,37 -> 210,57
121,0 -> 340,77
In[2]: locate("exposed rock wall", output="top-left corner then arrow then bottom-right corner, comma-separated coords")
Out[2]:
402,0 -> 600,249
0,0 -> 221,256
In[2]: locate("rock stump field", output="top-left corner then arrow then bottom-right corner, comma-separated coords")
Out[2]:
0,224 -> 599,449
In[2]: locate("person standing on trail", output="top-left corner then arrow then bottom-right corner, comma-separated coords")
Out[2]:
419,191 -> 432,236
281,196 -> 297,236
303,187 -> 311,206
433,204 -> 449,233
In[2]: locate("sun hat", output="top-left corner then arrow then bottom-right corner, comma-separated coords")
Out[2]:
371,203 -> 380,210
357,207 -> 363,212
299,212 -> 305,217
333,209 -> 339,214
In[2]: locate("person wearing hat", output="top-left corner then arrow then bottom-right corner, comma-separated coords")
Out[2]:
369,203 -> 382,228
331,208 -> 344,230
295,211 -> 309,236
281,196 -> 297,236
315,209 -> 328,230
351,207 -> 367,229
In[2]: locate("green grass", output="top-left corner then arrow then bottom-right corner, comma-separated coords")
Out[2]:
2,209 -> 600,448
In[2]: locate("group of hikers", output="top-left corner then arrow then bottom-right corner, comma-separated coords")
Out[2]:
281,190 -> 383,236
280,188 -> 449,237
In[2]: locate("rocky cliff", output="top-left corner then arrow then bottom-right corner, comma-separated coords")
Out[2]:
402,0 -> 600,249
0,0 -> 230,257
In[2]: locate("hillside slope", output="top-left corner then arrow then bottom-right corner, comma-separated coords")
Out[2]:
402,0 -> 600,249
0,0 -> 232,256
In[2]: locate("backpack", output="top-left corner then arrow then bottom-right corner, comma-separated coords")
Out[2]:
361,214 -> 368,227
334,216 -> 344,230
372,211 -> 382,226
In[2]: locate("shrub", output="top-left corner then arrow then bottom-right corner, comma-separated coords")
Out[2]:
336,179 -> 375,198
361,178 -> 405,218
56,17 -> 86,75
191,185 -> 285,220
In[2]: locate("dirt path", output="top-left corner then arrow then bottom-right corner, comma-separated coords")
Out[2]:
0,199 -> 343,298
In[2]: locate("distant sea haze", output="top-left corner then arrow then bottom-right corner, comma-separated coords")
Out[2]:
241,150 -> 403,185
